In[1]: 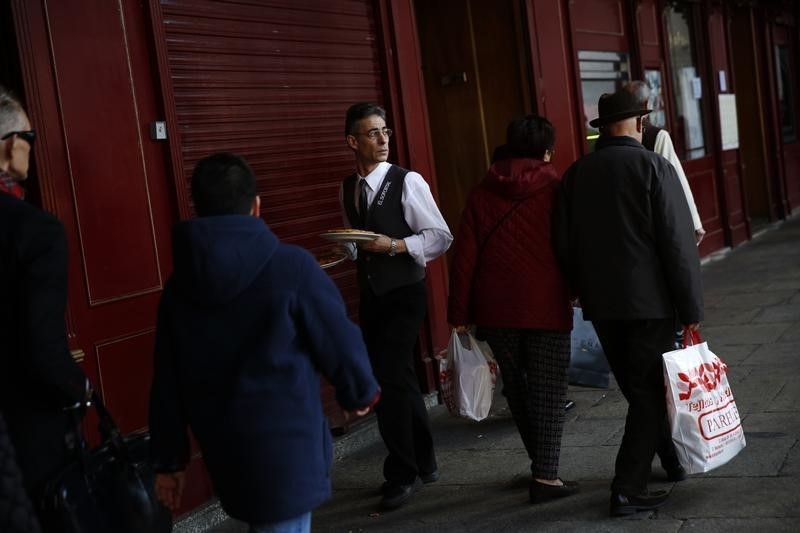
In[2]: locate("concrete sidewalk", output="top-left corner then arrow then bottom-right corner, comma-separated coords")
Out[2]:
198,215 -> 800,532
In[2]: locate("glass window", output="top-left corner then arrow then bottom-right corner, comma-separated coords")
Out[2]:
775,45 -> 797,143
579,50 -> 629,151
666,5 -> 706,160
644,69 -> 667,128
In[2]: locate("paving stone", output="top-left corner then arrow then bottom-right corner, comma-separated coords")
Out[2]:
678,518 -> 800,533
777,323 -> 800,341
741,411 -> 800,436
753,304 -> 800,323
698,433 -> 793,477
741,342 -> 800,367
575,389 -> 627,420
701,307 -> 761,325
781,440 -> 800,476
706,344 -> 758,365
730,366 -> 789,414
717,291 -> 794,308
702,323 -> 794,345
666,477 -> 800,519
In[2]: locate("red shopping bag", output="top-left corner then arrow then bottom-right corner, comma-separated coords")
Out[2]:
662,331 -> 746,473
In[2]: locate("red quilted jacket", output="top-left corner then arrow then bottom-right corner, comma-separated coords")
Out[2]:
447,158 -> 572,331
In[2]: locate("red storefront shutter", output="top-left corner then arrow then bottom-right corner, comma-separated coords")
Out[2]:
156,0 -> 387,427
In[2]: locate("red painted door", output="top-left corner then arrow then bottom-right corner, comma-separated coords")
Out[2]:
773,24 -> 800,213
12,0 -> 212,512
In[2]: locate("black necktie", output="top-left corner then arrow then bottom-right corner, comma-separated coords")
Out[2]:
358,179 -> 368,227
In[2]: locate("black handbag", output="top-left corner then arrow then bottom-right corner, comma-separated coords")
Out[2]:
39,393 -> 172,533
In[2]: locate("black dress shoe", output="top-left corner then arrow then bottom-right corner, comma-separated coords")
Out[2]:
529,479 -> 580,503
380,480 -> 420,510
663,463 -> 688,482
380,470 -> 438,494
420,469 -> 439,484
565,400 -> 576,412
609,490 -> 668,516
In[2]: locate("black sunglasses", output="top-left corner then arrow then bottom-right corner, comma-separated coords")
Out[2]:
1,130 -> 36,145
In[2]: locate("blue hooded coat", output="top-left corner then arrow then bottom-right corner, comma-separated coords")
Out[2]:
148,215 -> 378,523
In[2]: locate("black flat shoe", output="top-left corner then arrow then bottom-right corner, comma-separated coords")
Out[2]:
609,490 -> 668,516
380,480 -> 420,510
529,479 -> 580,503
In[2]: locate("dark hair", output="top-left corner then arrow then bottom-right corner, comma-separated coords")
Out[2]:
0,85 -> 25,136
344,102 -> 386,136
191,153 -> 257,217
505,114 -> 555,160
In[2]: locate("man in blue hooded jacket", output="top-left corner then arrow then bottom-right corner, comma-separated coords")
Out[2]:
149,153 -> 380,533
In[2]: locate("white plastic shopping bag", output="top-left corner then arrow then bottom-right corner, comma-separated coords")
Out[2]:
438,330 -> 498,421
662,331 -> 745,474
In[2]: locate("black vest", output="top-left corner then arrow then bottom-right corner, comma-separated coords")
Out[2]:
642,124 -> 662,152
342,165 -> 425,295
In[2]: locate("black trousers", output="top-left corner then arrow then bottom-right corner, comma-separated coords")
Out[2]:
360,281 -> 436,485
591,318 -> 675,495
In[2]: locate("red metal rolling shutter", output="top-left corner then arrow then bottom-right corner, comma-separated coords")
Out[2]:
158,0 -> 386,425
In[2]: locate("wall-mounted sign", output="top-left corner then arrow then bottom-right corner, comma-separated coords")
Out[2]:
719,94 -> 739,150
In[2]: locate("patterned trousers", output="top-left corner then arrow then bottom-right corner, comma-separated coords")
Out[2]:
477,328 -> 570,480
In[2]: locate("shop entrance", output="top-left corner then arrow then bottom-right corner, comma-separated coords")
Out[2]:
413,0 -> 533,237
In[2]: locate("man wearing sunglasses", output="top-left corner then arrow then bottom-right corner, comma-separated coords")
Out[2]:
0,85 -> 88,528
0,99 -> 35,200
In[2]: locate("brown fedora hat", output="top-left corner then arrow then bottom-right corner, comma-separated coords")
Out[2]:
589,89 -> 651,128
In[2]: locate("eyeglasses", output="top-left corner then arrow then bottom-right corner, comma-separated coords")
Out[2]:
1,130 -> 36,146
354,128 -> 393,140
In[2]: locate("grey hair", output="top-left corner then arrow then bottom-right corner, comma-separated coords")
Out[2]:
0,85 -> 26,137
623,80 -> 650,109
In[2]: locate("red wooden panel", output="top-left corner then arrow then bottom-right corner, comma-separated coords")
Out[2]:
46,0 -> 163,304
570,0 -> 627,51
684,158 -> 724,255
784,142 -> 800,212
637,0 -> 662,65
526,0 -> 584,169
722,152 -> 748,246
638,1 -> 660,47
95,330 -> 157,434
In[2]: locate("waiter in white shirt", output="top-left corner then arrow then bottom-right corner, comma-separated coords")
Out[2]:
339,102 -> 452,511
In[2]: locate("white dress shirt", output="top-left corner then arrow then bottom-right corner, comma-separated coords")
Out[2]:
339,161 -> 453,267
653,129 -> 703,232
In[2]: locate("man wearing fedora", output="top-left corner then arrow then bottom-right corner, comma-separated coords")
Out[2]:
554,89 -> 704,516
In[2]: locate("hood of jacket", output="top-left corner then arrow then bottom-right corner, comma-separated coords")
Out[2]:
483,158 -> 559,200
171,215 -> 277,307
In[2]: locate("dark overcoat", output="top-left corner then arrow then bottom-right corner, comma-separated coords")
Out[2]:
553,136 -> 703,325
0,192 -> 86,494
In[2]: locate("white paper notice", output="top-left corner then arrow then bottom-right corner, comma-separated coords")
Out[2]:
719,94 -> 739,150
692,77 -> 703,99
718,70 -> 728,93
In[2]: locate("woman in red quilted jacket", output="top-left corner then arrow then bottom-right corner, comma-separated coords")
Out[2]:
448,114 -> 577,504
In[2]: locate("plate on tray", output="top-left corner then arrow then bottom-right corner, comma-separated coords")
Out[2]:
317,250 -> 348,269
320,229 -> 380,243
